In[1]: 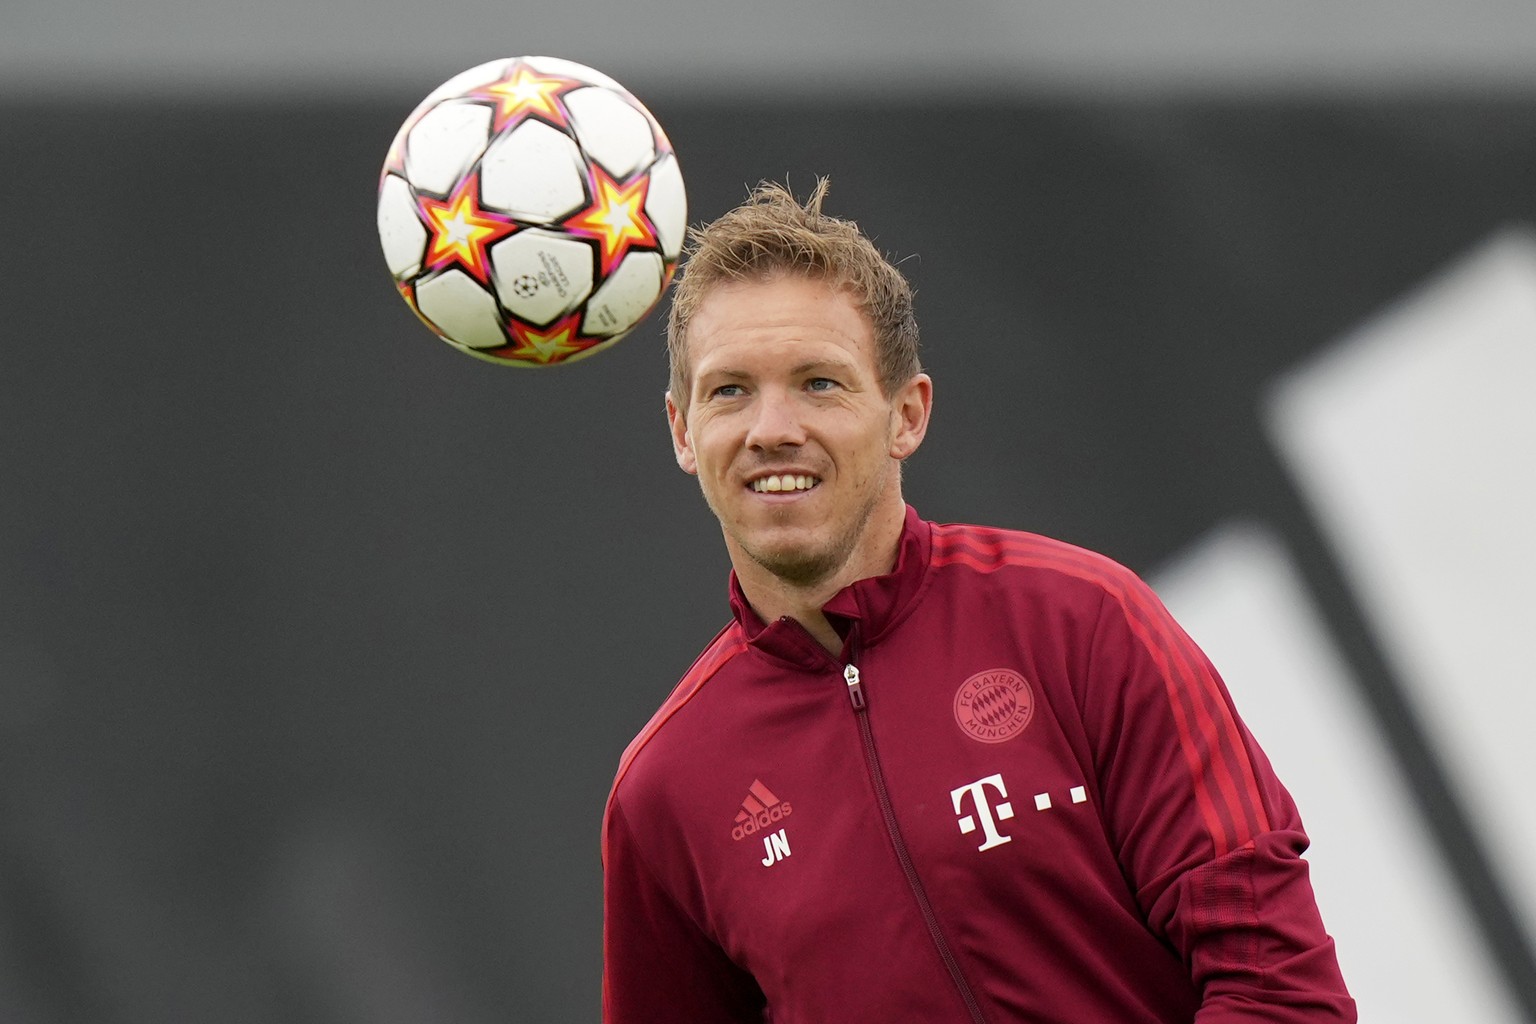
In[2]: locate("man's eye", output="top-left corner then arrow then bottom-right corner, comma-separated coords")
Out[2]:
807,378 -> 838,392
712,384 -> 745,398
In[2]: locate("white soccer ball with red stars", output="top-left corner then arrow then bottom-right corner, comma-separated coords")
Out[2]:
377,57 -> 687,367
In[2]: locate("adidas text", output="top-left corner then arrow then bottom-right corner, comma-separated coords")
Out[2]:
732,801 -> 793,841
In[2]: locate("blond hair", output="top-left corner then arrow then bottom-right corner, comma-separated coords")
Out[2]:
666,179 -> 920,409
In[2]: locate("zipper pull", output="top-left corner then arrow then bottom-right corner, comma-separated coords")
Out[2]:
844,664 -> 867,711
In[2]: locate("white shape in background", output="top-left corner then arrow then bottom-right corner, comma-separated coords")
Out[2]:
1155,523 -> 1523,1024
1268,229 -> 1536,937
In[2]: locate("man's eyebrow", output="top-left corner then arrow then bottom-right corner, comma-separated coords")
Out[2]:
696,368 -> 750,383
789,358 -> 854,376
696,358 -> 856,384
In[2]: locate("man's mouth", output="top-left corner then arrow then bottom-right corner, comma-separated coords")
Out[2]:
748,474 -> 821,494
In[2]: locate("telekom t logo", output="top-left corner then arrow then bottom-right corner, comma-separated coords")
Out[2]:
951,773 -> 1015,852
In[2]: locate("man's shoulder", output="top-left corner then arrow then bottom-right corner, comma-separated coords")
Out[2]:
927,518 -> 1140,595
608,622 -> 749,804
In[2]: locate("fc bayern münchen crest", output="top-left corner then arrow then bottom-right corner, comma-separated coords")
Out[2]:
954,668 -> 1034,743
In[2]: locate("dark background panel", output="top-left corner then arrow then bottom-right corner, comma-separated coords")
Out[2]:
3,95 -> 1535,1020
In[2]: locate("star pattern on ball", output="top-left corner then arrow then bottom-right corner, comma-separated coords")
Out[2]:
472,63 -> 582,133
563,167 -> 658,278
395,278 -> 418,311
418,172 -> 518,288
493,312 -> 599,365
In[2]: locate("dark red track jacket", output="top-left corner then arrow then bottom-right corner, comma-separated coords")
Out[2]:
603,508 -> 1355,1022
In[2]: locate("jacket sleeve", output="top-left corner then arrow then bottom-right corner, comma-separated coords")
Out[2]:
603,797 -> 766,1023
1080,571 -> 1356,1022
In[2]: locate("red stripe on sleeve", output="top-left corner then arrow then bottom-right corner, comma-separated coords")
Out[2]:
931,527 -> 1271,856
1119,587 -> 1272,847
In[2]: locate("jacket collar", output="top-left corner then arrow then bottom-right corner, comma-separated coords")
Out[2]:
727,505 -> 933,664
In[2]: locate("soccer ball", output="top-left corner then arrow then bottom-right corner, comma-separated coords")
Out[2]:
377,57 -> 687,367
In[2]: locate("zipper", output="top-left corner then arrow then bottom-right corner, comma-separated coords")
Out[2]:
844,662 -> 989,1024
843,664 -> 866,709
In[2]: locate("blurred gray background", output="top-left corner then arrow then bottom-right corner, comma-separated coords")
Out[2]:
3,3 -> 1535,1021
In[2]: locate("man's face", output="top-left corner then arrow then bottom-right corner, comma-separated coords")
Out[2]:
666,275 -> 930,589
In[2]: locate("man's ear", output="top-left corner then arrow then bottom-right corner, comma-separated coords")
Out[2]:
889,373 -> 933,460
666,391 -> 698,475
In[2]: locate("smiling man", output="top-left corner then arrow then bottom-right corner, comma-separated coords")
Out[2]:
665,270 -> 930,653
602,181 -> 1355,1023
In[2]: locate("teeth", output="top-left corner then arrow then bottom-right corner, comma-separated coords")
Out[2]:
751,474 -> 818,493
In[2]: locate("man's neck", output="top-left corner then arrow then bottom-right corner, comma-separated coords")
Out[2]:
739,571 -> 850,657
730,503 -> 906,657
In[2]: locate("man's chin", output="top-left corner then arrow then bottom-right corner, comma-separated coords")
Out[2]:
739,534 -> 846,589
755,553 -> 838,588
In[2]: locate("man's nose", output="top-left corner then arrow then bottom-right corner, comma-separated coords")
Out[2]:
744,388 -> 806,450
